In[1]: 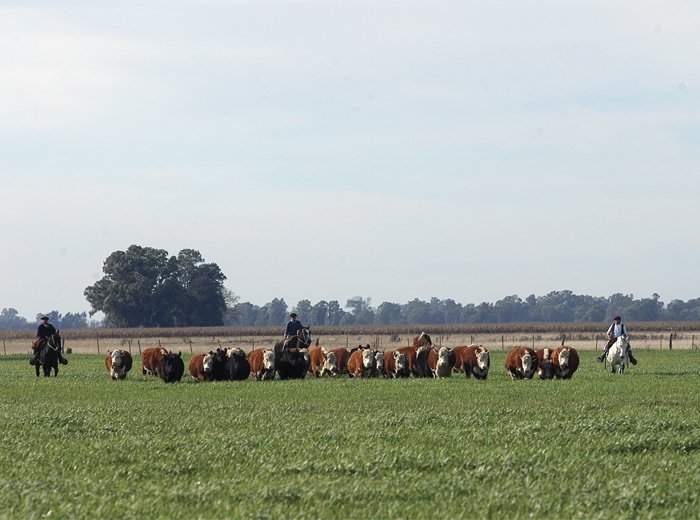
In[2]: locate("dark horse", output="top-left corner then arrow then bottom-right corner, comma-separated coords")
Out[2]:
276,326 -> 312,352
32,332 -> 63,377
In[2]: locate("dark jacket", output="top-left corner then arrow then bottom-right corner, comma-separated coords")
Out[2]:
285,319 -> 303,337
37,323 -> 57,339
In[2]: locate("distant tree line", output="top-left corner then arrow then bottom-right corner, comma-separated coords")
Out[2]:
4,243 -> 700,329
224,292 -> 700,327
0,308 -> 92,330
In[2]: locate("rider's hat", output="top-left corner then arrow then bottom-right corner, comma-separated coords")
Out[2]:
290,312 -> 297,318
613,315 -> 621,321
40,316 -> 49,321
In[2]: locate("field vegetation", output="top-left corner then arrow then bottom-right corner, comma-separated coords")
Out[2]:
1,349 -> 699,518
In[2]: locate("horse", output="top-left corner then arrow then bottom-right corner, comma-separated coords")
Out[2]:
33,331 -> 63,377
275,326 -> 312,352
606,335 -> 629,375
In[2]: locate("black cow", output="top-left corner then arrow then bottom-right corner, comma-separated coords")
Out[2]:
276,348 -> 309,380
227,348 -> 251,381
156,351 -> 185,383
210,348 -> 229,381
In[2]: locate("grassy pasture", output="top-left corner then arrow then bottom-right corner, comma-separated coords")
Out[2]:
1,350 -> 700,519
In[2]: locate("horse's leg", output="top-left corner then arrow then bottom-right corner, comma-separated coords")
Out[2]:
35,363 -> 40,377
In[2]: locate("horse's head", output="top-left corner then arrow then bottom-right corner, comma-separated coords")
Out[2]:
297,326 -> 311,347
617,334 -> 630,350
48,331 -> 62,349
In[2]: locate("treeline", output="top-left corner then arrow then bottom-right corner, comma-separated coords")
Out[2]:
225,292 -> 700,327
0,309 -> 94,330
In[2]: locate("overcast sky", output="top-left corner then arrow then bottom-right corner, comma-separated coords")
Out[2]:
2,1 -> 699,320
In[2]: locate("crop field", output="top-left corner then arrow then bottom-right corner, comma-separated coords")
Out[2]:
1,349 -> 700,519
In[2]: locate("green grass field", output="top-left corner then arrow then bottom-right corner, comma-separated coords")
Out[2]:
1,350 -> 699,519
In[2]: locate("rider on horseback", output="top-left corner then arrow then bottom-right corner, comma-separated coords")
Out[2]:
283,313 -> 303,348
30,316 -> 68,366
597,315 -> 637,365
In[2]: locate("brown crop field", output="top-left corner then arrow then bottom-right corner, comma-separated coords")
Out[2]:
2,322 -> 699,356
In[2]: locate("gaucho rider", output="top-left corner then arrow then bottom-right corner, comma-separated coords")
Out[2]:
283,312 -> 304,349
30,316 -> 68,366
597,315 -> 637,365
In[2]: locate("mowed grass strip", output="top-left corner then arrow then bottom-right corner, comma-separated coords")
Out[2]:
1,350 -> 699,519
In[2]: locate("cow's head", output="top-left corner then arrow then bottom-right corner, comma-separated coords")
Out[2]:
437,347 -> 451,366
394,351 -> 407,372
476,348 -> 489,371
362,348 -> 375,369
558,348 -> 570,369
202,353 -> 214,373
262,349 -> 275,371
521,351 -> 532,374
374,351 -> 385,372
322,351 -> 338,376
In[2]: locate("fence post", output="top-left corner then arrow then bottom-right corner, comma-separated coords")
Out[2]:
189,339 -> 193,354
128,339 -> 132,354
595,338 -> 598,351
2,340 -> 5,355
96,337 -> 100,355
138,340 -> 142,355
501,335 -> 504,350
669,333 -> 673,350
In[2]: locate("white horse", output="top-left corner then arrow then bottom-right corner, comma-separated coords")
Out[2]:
607,335 -> 629,375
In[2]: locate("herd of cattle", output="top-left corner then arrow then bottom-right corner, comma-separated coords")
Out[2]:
104,332 -> 580,383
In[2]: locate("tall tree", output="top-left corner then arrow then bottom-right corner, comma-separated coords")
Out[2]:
84,245 -> 228,327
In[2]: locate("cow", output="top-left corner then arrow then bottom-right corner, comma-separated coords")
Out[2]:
188,352 -> 215,382
536,348 -> 554,380
430,346 -> 455,378
156,351 -> 185,383
308,347 -> 338,377
413,332 -> 432,348
210,348 -> 230,381
452,345 -> 490,380
505,347 -> 538,380
396,346 -> 418,376
276,347 -> 309,380
382,350 -> 409,378
331,348 -> 350,375
105,349 -> 133,380
412,345 -> 432,378
142,347 -> 168,376
226,347 -> 251,381
347,348 -> 375,378
552,346 -> 580,379
373,350 -> 385,378
248,348 -> 276,381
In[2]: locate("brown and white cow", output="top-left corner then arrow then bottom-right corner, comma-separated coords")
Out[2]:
412,332 -> 433,348
505,346 -> 538,380
535,347 -> 554,380
431,346 -> 455,378
551,346 -> 580,379
347,348 -> 375,378
105,349 -> 133,380
188,352 -> 215,382
382,350 -> 409,378
413,345 -> 432,377
331,348 -> 350,376
141,347 -> 168,376
452,345 -> 490,380
308,347 -> 338,377
396,346 -> 418,376
248,348 -> 276,381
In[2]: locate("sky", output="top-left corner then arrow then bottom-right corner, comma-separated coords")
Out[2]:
2,1 -> 699,320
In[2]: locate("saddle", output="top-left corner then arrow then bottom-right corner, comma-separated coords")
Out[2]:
32,338 -> 47,352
